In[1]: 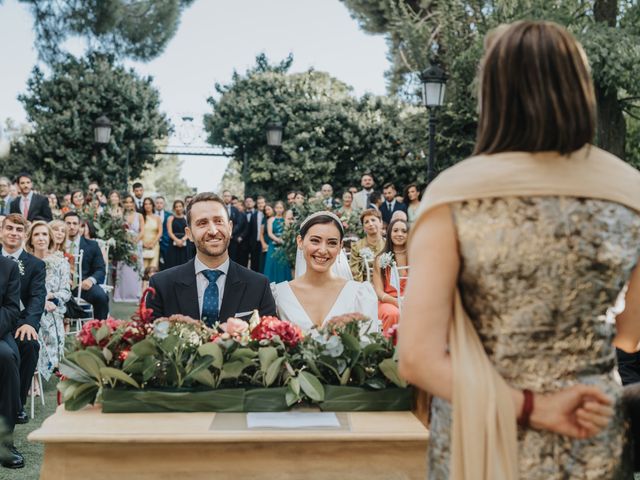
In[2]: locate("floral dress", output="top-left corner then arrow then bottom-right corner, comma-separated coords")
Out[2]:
38,251 -> 71,380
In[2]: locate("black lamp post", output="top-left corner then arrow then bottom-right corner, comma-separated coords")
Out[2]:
94,115 -> 130,191
419,64 -> 447,184
266,120 -> 283,148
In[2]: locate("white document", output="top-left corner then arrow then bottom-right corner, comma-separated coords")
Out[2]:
246,412 -> 340,429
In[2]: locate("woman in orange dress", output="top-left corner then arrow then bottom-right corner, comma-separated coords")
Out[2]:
372,219 -> 409,333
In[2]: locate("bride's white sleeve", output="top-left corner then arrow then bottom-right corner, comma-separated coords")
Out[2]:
355,281 -> 380,333
270,282 -> 282,319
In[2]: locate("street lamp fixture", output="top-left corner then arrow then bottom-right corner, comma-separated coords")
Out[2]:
420,64 -> 447,108
265,120 -> 283,147
94,115 -> 112,144
419,64 -> 447,183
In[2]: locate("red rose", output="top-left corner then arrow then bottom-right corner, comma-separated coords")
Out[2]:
250,316 -> 303,348
118,348 -> 131,362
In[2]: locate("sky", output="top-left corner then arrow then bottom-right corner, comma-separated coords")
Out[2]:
0,0 -> 390,192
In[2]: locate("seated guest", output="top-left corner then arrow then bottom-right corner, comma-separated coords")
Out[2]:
9,173 -> 52,222
25,221 -> 71,381
1,214 -> 46,427
349,209 -> 385,282
372,219 -> 409,333
0,255 -> 22,469
63,212 -> 109,320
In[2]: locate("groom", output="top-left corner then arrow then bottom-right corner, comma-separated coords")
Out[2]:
147,192 -> 276,323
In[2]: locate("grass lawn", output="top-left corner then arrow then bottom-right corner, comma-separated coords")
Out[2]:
0,301 -> 137,480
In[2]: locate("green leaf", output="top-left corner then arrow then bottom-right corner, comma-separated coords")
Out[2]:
100,367 -> 140,389
198,342 -> 224,369
339,367 -> 351,386
219,360 -> 249,381
122,351 -> 140,371
64,384 -> 99,411
285,388 -> 300,407
258,346 -> 278,373
142,356 -> 157,382
363,343 -> 386,357
132,339 -> 156,357
58,359 -> 94,383
289,377 -> 300,396
190,368 -> 216,387
298,371 -> 325,402
74,351 -> 105,380
160,335 -> 179,354
230,348 -> 258,362
95,324 -> 110,343
379,358 -> 407,388
341,332 -> 360,353
265,357 -> 285,387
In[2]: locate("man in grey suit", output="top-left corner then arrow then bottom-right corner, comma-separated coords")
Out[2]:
352,172 -> 375,211
0,177 -> 12,215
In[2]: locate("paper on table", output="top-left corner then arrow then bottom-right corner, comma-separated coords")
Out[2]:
246,412 -> 341,429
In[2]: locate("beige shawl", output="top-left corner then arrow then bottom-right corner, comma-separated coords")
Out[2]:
412,145 -> 640,480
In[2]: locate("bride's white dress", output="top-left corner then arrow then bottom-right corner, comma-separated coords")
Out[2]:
272,280 -> 380,334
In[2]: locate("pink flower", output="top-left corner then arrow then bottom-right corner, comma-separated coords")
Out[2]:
220,317 -> 249,337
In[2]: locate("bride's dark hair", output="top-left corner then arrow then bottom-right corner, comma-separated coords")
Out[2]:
300,213 -> 345,240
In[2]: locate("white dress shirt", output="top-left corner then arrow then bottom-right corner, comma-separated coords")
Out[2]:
20,191 -> 34,216
2,247 -> 23,260
194,255 -> 230,318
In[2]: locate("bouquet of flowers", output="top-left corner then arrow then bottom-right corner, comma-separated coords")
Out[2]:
92,211 -> 139,269
58,291 -> 409,412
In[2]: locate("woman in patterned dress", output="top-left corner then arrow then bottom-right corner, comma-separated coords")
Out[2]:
25,221 -> 71,380
399,21 -> 639,479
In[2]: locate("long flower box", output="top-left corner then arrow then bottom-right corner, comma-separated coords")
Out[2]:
100,386 -> 412,413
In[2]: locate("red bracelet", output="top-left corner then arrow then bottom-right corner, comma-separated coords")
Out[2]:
517,389 -> 534,428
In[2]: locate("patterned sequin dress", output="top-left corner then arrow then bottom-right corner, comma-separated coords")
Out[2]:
429,197 -> 640,479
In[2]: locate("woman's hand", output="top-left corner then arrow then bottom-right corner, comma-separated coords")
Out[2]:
530,384 -> 614,439
45,301 -> 57,313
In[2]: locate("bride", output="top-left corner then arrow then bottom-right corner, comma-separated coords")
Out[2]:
273,212 -> 379,334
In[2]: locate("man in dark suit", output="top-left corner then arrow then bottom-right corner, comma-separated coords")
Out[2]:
0,255 -> 22,469
379,183 -> 407,226
8,173 -> 52,222
1,214 -> 46,430
154,196 -> 172,270
132,182 -> 145,213
222,190 -> 249,264
245,196 -> 265,272
63,212 -> 109,320
0,176 -> 13,216
147,192 -> 276,323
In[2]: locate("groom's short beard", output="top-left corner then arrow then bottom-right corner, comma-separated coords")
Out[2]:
196,235 -> 230,258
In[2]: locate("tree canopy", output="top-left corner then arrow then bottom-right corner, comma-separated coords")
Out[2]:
204,54 -> 429,199
19,0 -> 195,64
3,52 -> 170,193
341,0 -> 640,165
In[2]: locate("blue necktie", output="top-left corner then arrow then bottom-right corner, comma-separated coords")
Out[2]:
201,270 -> 223,327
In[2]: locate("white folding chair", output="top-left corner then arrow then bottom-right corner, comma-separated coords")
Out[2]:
363,257 -> 375,283
29,370 -> 45,419
67,249 -> 95,334
390,264 -> 410,315
96,239 -> 114,295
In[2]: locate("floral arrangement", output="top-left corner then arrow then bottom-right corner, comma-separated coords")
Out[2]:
91,211 -> 139,269
336,208 -> 363,240
278,201 -> 327,266
359,247 -> 375,261
58,290 -> 408,412
378,252 -> 395,270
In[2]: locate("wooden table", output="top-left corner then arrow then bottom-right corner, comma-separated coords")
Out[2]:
29,405 -> 429,480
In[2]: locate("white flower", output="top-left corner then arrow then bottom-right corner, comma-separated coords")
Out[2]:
378,252 -> 395,270
17,260 -> 25,276
107,238 -> 117,246
153,320 -> 170,339
360,247 -> 374,260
